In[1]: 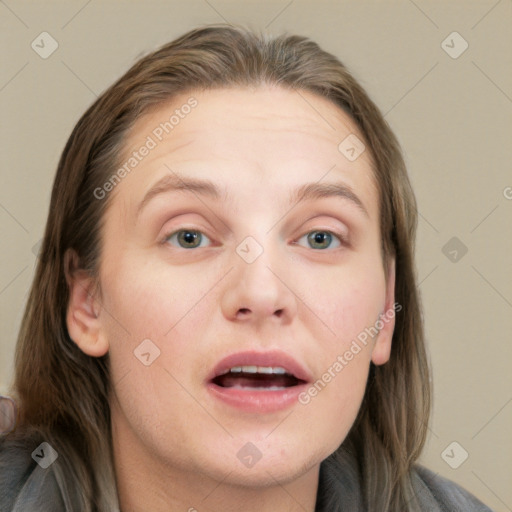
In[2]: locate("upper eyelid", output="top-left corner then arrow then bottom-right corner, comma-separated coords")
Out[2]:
152,202 -> 355,229
162,225 -> 346,237
160,211 -> 350,235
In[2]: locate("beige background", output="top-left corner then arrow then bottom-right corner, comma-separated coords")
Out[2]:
1,0 -> 511,510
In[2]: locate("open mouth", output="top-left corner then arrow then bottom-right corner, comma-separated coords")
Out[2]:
211,366 -> 305,390
206,350 -> 312,412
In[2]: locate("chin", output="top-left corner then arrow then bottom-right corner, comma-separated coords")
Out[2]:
222,461 -> 315,489
198,445 -> 323,489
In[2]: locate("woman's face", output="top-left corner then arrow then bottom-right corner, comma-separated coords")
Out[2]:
70,86 -> 395,487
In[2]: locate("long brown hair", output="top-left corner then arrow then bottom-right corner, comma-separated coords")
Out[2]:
7,23 -> 430,511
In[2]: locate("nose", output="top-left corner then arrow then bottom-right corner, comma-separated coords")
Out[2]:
220,238 -> 298,326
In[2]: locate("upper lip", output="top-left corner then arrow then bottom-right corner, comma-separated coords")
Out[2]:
207,350 -> 313,384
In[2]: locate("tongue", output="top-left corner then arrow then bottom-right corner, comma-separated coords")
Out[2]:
215,372 -> 297,389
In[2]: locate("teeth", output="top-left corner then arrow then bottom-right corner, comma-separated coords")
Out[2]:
220,365 -> 289,376
256,366 -> 274,374
236,365 -> 288,375
230,385 -> 287,391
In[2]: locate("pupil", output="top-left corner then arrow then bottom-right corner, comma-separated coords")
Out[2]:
180,231 -> 199,247
310,231 -> 330,249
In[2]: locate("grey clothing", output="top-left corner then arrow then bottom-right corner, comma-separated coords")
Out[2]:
315,449 -> 494,511
0,434 -> 495,511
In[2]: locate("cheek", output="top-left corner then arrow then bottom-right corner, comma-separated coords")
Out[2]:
295,262 -> 384,430
102,260 -> 207,453
100,253 -> 201,339
100,255 -> 215,387
298,338 -> 372,442
324,355 -> 370,437
304,265 -> 385,344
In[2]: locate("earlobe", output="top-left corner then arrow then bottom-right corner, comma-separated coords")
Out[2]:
371,258 -> 396,366
64,248 -> 109,358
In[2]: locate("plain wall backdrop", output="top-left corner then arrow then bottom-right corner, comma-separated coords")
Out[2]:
1,1 -> 511,510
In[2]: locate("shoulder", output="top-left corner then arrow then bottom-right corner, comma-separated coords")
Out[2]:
318,453 -> 495,512
411,464 -> 495,511
0,432 -> 68,512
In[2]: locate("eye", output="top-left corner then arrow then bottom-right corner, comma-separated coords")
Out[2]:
164,229 -> 212,249
295,230 -> 345,250
163,228 -> 345,251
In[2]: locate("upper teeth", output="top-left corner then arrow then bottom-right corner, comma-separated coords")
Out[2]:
222,366 -> 288,375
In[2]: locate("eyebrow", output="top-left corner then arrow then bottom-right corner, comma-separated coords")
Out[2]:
136,172 -> 369,219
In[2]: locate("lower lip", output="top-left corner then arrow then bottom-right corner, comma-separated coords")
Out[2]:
206,383 -> 308,413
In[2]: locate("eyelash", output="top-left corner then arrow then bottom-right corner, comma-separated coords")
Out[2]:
162,227 -> 348,251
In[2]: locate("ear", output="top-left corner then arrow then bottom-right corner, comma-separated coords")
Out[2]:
371,258 -> 396,366
64,248 -> 109,357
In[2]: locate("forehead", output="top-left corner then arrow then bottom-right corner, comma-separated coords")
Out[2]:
113,86 -> 379,221
126,85 -> 371,155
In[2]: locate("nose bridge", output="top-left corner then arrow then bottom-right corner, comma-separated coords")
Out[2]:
221,228 -> 297,322
232,206 -> 279,275
236,233 -> 282,296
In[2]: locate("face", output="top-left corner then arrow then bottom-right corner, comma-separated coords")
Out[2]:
68,86 -> 395,488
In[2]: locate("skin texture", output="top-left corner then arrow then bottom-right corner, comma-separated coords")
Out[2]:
66,85 -> 396,512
